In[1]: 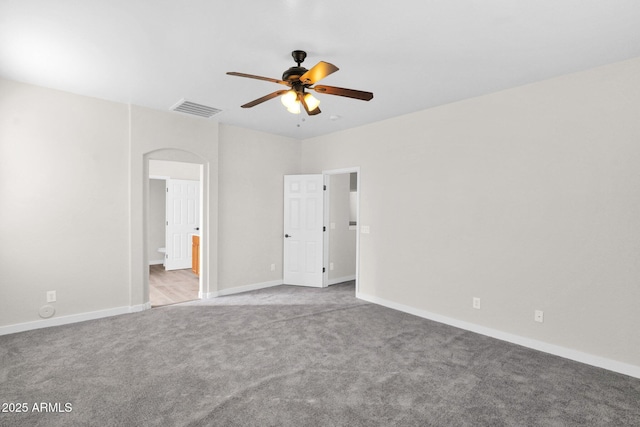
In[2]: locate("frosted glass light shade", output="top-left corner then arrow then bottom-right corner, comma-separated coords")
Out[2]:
286,101 -> 301,114
281,91 -> 298,108
304,93 -> 320,111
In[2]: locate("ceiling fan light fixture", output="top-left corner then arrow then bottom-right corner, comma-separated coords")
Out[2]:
227,50 -> 372,116
281,90 -> 298,108
304,93 -> 320,111
286,101 -> 301,114
281,90 -> 302,114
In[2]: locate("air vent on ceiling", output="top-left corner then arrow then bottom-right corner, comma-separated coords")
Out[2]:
170,100 -> 222,118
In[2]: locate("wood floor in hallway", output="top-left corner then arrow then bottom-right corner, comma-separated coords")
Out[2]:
149,264 -> 199,307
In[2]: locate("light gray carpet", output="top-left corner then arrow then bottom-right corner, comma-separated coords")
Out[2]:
1,282 -> 639,426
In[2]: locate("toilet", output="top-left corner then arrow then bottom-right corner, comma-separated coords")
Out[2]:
158,248 -> 166,266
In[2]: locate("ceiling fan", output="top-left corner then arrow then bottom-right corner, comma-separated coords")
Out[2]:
227,50 -> 373,116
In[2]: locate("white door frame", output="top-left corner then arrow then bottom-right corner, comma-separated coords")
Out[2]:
322,167 -> 360,293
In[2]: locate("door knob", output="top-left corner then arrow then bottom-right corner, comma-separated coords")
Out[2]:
285,234 -> 292,238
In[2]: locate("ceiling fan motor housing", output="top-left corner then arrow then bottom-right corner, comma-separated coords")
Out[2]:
283,50 -> 309,82
282,66 -> 308,83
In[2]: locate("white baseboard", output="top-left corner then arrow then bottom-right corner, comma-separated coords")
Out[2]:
356,291 -> 640,380
0,303 -> 152,336
202,280 -> 283,299
327,275 -> 356,286
148,259 -> 164,266
131,302 -> 152,312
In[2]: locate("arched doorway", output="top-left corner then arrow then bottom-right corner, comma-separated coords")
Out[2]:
140,149 -> 211,307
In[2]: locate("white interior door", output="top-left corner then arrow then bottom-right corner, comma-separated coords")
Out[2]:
283,174 -> 324,287
165,179 -> 200,270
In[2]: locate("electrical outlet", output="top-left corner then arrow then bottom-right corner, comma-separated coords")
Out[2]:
534,310 -> 544,323
330,262 -> 334,271
361,225 -> 370,234
270,264 -> 276,271
46,291 -> 56,303
473,297 -> 481,310
330,222 -> 336,229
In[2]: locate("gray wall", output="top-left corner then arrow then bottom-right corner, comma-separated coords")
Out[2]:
301,57 -> 640,368
149,160 -> 201,180
218,124 -> 301,289
0,79 -> 131,323
148,179 -> 166,264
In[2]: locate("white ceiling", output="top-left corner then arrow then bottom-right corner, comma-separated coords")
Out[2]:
1,1 -> 639,139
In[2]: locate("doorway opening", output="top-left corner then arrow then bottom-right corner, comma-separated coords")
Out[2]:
147,159 -> 202,307
323,168 -> 360,294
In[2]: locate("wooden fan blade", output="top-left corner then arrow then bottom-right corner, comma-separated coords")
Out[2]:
299,92 -> 321,116
313,85 -> 373,101
299,61 -> 339,85
241,90 -> 289,108
227,72 -> 290,87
